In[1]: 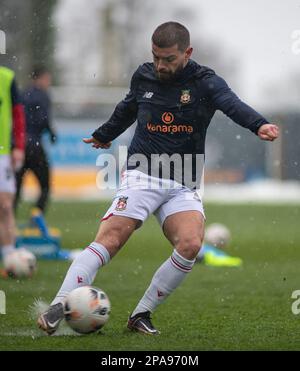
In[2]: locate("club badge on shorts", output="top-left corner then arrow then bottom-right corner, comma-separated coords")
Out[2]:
180,90 -> 191,104
115,196 -> 128,211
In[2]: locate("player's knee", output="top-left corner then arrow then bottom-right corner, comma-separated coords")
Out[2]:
176,236 -> 203,260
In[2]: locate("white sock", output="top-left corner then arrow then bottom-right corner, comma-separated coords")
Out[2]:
51,242 -> 110,306
1,245 -> 16,258
131,249 -> 195,316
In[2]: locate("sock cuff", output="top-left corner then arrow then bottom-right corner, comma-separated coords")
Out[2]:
171,249 -> 195,273
87,242 -> 110,265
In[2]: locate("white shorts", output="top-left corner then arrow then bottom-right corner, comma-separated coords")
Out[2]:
102,170 -> 205,228
0,155 -> 15,194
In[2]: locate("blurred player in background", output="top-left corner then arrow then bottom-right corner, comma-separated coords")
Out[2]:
14,65 -> 57,216
0,66 -> 26,272
38,22 -> 279,335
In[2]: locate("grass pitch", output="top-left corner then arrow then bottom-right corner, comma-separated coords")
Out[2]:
0,201 -> 300,350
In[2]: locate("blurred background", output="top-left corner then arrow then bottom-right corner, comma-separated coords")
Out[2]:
1,0 -> 299,203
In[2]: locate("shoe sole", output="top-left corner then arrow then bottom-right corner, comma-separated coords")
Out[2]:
127,323 -> 160,335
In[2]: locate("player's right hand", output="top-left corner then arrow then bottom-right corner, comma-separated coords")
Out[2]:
82,137 -> 111,149
257,124 -> 279,141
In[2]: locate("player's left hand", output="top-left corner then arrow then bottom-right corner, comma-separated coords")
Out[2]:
83,137 -> 112,149
257,124 -> 279,141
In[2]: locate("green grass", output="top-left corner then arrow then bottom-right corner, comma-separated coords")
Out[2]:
1,201 -> 300,350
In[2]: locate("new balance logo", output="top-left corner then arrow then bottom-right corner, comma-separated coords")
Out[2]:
143,92 -> 154,99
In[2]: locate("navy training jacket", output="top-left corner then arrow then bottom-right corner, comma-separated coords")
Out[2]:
92,59 -> 268,185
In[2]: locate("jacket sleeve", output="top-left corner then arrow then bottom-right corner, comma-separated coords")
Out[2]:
92,72 -> 138,143
206,74 -> 268,134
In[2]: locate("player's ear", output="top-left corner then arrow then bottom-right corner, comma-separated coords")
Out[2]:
185,47 -> 193,59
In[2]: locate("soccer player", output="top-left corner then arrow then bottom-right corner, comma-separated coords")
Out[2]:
14,65 -> 57,215
38,22 -> 279,335
0,66 -> 26,271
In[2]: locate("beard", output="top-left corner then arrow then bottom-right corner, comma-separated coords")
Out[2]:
155,62 -> 185,82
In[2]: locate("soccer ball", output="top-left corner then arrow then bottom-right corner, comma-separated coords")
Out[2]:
204,223 -> 231,248
64,286 -> 111,334
3,248 -> 37,278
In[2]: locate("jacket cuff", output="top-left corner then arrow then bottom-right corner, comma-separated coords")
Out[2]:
254,120 -> 268,135
92,128 -> 106,143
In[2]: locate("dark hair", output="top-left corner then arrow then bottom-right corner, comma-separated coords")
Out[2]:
152,22 -> 190,52
31,65 -> 49,80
